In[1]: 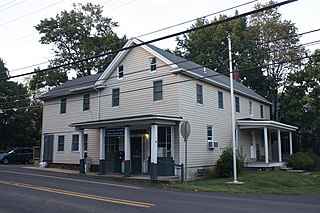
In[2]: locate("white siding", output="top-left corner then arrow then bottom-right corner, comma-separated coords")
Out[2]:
99,47 -> 179,119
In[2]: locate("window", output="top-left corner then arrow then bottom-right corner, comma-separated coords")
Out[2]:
153,80 -> 163,101
196,84 -> 203,104
117,65 -> 124,79
60,98 -> 66,114
249,101 -> 253,116
58,135 -> 64,151
218,91 -> 224,109
150,57 -> 156,72
260,105 -> 264,118
83,94 -> 90,111
158,126 -> 172,157
207,126 -> 214,148
71,134 -> 88,151
112,88 -> 120,107
235,96 -> 240,113
72,134 -> 79,151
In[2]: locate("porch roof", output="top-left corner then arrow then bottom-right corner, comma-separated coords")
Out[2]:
237,119 -> 298,132
70,114 -> 183,129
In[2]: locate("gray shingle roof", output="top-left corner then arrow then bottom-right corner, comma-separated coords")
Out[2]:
38,73 -> 102,100
146,43 -> 271,104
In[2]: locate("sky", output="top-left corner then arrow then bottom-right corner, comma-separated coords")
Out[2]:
0,0 -> 319,83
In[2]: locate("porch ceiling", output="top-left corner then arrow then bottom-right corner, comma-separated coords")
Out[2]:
70,114 -> 183,129
237,119 -> 298,132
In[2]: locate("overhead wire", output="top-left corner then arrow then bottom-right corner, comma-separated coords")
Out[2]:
0,0 -> 299,81
5,0 -> 259,74
0,0 -> 26,12
2,51 -> 319,113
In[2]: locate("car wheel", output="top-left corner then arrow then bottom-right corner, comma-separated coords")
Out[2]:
2,158 -> 9,165
27,158 -> 34,164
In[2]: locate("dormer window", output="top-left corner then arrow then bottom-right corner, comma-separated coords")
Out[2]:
117,65 -> 124,79
150,57 -> 156,72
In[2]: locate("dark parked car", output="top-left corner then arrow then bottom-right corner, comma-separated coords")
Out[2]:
0,148 -> 33,164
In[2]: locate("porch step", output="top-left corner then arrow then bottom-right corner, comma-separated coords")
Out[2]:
280,166 -> 292,171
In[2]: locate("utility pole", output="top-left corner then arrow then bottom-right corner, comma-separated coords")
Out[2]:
228,34 -> 238,184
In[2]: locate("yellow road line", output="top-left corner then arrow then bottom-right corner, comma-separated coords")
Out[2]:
0,180 -> 154,208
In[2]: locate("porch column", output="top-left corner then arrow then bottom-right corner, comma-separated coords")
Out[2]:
277,129 -> 282,162
79,129 -> 85,174
99,128 -> 106,175
171,126 -> 175,161
289,131 -> 293,156
150,124 -> 158,180
263,127 -> 269,163
124,126 -> 131,177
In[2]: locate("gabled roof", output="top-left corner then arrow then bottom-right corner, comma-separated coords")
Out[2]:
38,73 -> 102,100
39,38 -> 271,105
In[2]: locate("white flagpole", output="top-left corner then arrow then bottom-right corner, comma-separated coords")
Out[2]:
228,34 -> 238,183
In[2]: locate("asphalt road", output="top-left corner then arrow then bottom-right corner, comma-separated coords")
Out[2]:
0,165 -> 319,213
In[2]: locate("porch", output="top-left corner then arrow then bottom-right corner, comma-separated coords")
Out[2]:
237,119 -> 298,166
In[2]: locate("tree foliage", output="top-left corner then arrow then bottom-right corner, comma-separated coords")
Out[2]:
175,1 -> 307,121
0,58 -> 41,150
30,3 -> 127,90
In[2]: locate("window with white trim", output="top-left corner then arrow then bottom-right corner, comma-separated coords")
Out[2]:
71,134 -> 88,152
112,88 -> 120,107
153,80 -> 163,101
83,94 -> 90,111
117,65 -> 124,79
260,104 -> 264,118
60,98 -> 66,114
58,135 -> 64,151
235,96 -> 240,113
218,91 -> 224,109
150,57 -> 156,72
249,100 -> 253,116
207,125 -> 214,148
196,84 -> 203,104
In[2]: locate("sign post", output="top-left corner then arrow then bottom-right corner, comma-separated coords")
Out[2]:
181,120 -> 191,184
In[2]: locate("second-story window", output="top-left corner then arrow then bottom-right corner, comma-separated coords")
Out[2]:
218,91 -> 224,109
249,100 -> 253,116
196,84 -> 203,104
150,57 -> 156,72
112,88 -> 120,107
260,104 -> 264,118
235,96 -> 240,113
83,94 -> 90,111
117,65 -> 124,79
60,98 -> 66,114
153,80 -> 163,101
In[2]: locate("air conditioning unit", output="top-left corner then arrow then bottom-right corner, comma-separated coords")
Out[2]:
214,141 -> 219,148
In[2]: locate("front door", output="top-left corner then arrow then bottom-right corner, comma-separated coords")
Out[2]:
43,135 -> 53,162
131,137 -> 142,173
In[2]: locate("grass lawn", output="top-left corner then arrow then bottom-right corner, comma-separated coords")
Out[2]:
164,170 -> 320,195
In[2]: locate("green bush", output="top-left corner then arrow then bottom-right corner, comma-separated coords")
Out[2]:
288,152 -> 320,171
215,147 -> 243,178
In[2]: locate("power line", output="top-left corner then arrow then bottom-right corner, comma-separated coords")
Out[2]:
3,35 -> 319,102
2,51 -> 319,113
0,0 -> 64,26
1,0 -> 298,81
0,0 -> 26,12
5,0 -> 258,73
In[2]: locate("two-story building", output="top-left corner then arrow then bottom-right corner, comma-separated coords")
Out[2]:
39,38 -> 297,180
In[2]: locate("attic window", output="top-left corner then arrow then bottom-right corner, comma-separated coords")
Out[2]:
150,57 -> 156,72
117,65 -> 124,79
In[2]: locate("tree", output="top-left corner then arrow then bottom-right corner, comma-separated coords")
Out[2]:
30,3 -> 127,89
247,1 -> 306,120
279,49 -> 320,154
175,12 -> 267,99
0,58 -> 40,150
174,1 -> 307,121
